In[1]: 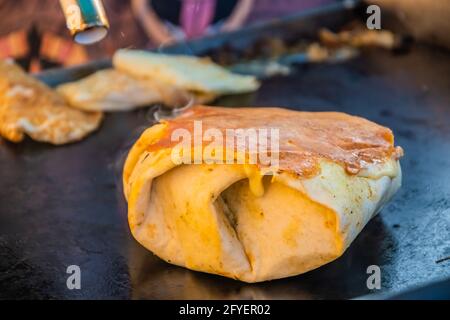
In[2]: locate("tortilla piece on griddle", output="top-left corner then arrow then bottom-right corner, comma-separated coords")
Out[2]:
57,69 -> 216,112
0,60 -> 103,145
113,49 -> 260,95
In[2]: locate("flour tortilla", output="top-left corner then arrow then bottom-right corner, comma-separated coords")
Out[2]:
113,49 -> 260,95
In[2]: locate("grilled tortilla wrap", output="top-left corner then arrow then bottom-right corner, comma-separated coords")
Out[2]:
123,106 -> 403,282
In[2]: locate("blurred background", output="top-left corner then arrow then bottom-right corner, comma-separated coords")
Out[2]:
0,0 -> 336,72
2,0 -> 449,73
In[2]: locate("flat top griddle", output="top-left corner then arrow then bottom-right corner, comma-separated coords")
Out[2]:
0,4 -> 449,299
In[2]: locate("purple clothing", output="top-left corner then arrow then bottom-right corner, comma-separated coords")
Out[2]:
180,0 -> 217,39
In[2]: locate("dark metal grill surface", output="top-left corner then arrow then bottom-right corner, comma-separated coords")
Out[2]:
0,4 -> 449,299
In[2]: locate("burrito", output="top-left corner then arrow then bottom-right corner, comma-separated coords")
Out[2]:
123,106 -> 403,282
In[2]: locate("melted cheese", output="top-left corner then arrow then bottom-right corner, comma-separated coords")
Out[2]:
144,106 -> 403,179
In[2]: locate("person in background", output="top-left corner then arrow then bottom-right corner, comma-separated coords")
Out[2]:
0,0 -> 337,71
131,0 -> 337,47
0,0 -> 255,71
131,0 -> 254,46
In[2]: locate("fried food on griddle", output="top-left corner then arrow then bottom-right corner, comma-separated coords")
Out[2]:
57,69 -> 204,112
0,60 -> 103,145
124,105 -> 403,282
319,28 -> 398,49
57,49 -> 263,112
113,49 -> 260,95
